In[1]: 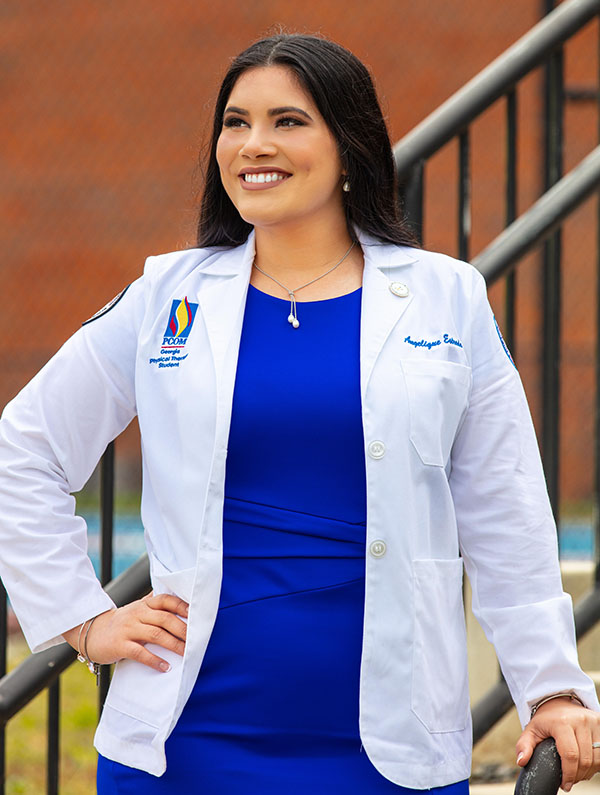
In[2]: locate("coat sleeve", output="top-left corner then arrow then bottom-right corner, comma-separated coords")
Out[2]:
0,276 -> 147,652
449,268 -> 599,726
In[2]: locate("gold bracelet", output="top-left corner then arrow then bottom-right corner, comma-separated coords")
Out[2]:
530,691 -> 585,718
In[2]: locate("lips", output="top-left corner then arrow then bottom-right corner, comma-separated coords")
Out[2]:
238,168 -> 291,190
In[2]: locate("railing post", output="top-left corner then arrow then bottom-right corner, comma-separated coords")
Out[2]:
458,129 -> 471,262
47,680 -> 59,795
401,160 -> 424,245
541,41 -> 564,519
99,442 -> 115,711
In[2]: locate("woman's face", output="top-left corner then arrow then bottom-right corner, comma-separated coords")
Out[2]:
216,65 -> 345,232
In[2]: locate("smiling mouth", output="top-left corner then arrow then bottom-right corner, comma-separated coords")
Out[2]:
241,171 -> 290,184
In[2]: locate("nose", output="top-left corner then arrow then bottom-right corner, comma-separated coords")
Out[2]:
238,125 -> 277,159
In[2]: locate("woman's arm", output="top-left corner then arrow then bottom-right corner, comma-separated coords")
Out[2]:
448,269 -> 600,790
0,277 -> 143,651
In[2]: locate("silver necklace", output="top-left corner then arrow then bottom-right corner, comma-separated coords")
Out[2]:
252,242 -> 356,329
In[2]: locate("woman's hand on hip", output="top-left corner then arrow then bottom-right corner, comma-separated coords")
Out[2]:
516,698 -> 600,791
62,593 -> 189,672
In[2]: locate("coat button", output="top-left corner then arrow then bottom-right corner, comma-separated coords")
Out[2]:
389,282 -> 409,297
370,540 -> 387,558
368,440 -> 386,459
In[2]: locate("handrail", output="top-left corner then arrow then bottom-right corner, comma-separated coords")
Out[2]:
515,739 -> 562,795
393,0 -> 600,176
0,555 -> 150,724
473,145 -> 600,283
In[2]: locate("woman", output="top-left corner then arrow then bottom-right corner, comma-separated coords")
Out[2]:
0,33 -> 598,794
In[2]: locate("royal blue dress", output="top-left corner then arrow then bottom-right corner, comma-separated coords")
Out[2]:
97,285 -> 469,794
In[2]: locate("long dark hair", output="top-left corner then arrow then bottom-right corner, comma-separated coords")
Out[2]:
197,33 -> 418,248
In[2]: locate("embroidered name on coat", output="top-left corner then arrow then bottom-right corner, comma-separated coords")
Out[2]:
404,334 -> 463,350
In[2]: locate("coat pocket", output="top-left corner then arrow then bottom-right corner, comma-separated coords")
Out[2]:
411,558 -> 470,733
103,653 -> 182,729
400,359 -> 471,467
149,550 -> 196,603
102,551 -> 192,727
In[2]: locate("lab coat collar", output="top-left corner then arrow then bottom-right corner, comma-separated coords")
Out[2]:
192,226 -> 420,278
192,227 -> 420,400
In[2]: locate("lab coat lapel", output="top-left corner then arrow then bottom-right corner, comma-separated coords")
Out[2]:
360,236 -> 418,399
174,235 -> 254,550
193,233 -> 255,389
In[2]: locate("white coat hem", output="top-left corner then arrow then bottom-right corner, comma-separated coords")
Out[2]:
361,744 -> 471,789
94,729 -> 167,778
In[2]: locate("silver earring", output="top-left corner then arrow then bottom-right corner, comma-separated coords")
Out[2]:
342,178 -> 350,192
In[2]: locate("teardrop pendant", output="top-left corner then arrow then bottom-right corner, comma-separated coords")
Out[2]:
292,318 -> 300,328
288,313 -> 295,324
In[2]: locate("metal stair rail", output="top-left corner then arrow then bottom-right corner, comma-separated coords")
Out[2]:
1,0 -> 600,791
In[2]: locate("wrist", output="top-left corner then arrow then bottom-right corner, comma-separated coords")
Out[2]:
530,691 -> 586,719
62,623 -> 85,650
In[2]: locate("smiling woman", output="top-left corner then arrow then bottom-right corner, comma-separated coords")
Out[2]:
216,66 -> 344,239
1,31 -> 599,795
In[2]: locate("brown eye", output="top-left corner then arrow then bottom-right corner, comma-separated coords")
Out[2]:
276,117 -> 305,128
223,117 -> 248,128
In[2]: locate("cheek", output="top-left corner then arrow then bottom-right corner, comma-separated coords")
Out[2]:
215,136 -> 233,178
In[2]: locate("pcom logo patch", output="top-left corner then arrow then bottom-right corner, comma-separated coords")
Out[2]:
149,296 -> 199,369
162,297 -> 198,348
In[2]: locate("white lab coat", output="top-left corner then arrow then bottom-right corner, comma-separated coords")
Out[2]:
0,228 -> 597,787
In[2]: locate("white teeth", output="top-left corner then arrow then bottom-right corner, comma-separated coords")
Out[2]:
243,172 -> 286,183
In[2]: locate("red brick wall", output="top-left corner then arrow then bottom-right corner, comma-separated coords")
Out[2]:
2,1 -> 597,503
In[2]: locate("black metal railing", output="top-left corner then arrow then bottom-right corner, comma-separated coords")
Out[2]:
1,0 -> 600,790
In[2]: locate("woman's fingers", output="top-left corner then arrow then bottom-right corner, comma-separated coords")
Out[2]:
134,621 -> 186,656
144,592 -> 189,618
82,594 -> 190,671
553,724 -> 581,791
123,639 -> 173,672
139,607 -> 187,643
572,722 -> 594,783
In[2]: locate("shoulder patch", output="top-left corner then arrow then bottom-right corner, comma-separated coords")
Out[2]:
82,285 -> 130,326
493,316 -> 515,367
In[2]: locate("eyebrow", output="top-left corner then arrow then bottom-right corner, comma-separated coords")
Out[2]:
223,105 -> 313,120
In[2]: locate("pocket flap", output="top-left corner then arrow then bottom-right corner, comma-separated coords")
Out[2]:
149,551 -> 195,603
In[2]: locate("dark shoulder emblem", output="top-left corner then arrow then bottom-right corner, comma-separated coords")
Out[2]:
82,285 -> 131,326
493,315 -> 515,367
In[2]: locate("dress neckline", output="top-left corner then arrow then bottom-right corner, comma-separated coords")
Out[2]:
248,284 -> 362,304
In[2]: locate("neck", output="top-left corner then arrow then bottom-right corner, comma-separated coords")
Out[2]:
253,216 -> 356,284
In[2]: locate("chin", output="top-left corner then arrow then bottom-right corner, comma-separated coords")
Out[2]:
237,208 -> 289,229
